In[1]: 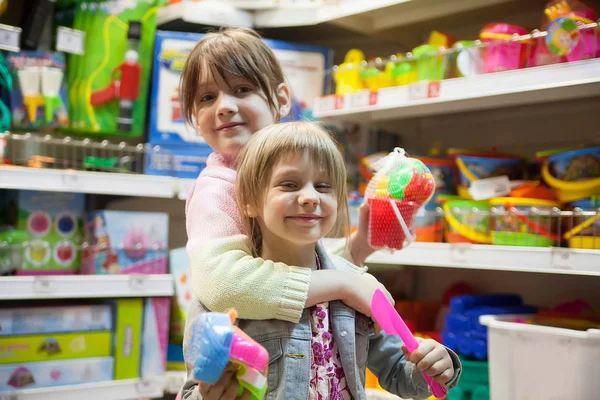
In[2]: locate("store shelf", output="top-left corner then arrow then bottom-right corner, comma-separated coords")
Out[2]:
365,243 -> 600,276
157,0 -> 253,30
253,0 -> 517,33
0,166 -> 175,198
0,377 -> 164,400
164,371 -> 187,395
177,178 -> 196,201
313,59 -> 600,122
0,275 -> 174,300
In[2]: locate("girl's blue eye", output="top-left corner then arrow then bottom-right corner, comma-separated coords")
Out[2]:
316,183 -> 332,192
280,182 -> 297,189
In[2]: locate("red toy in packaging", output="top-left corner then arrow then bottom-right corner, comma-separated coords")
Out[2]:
365,148 -> 436,250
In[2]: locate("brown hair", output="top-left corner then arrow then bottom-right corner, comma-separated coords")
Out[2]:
180,27 -> 287,126
236,121 -> 349,256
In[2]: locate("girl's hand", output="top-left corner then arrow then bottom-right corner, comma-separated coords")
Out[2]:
402,339 -> 455,385
197,363 -> 251,400
349,203 -> 376,266
341,272 -> 394,317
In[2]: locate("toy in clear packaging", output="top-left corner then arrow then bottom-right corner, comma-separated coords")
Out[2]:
334,49 -> 365,95
186,310 -> 268,400
365,148 -> 436,250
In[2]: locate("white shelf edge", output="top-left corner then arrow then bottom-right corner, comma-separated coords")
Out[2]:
157,1 -> 253,28
0,275 -> 175,300
0,166 -> 175,198
164,371 -> 187,395
314,59 -> 600,122
365,243 -> 600,277
0,377 -> 164,400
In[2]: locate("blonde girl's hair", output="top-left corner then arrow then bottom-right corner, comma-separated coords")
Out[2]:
180,27 -> 287,126
236,121 -> 349,257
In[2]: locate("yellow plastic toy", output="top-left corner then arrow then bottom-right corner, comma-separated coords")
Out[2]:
334,49 -> 365,95
361,61 -> 394,90
542,161 -> 600,203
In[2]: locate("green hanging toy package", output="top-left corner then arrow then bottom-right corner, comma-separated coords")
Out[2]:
59,0 -> 162,137
6,52 -> 69,131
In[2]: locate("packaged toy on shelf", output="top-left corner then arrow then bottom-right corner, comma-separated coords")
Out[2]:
168,248 -> 193,370
489,197 -> 561,247
58,0 -> 160,137
479,23 -> 534,72
0,357 -> 114,392
541,146 -> 600,203
0,190 -> 85,275
187,310 -> 269,400
82,211 -> 168,275
564,196 -> 600,249
0,304 -> 112,336
543,0 -> 600,61
5,52 -> 69,131
364,148 -> 436,250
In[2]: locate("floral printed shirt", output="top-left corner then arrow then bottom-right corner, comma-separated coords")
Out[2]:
309,256 -> 351,400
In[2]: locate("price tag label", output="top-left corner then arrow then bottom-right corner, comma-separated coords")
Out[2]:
61,170 -> 80,189
428,81 -> 441,98
551,248 -> 574,270
316,95 -> 336,113
369,90 -> 378,106
56,26 -> 86,55
0,24 -> 22,52
129,275 -> 148,291
408,81 -> 429,101
135,379 -> 158,396
450,243 -> 470,263
32,277 -> 55,294
350,90 -> 370,108
334,95 -> 345,110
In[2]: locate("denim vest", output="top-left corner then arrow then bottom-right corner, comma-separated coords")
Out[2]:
182,245 -> 461,400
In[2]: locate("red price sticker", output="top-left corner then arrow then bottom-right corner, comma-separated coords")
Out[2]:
428,81 -> 441,98
369,90 -> 378,105
334,95 -> 345,110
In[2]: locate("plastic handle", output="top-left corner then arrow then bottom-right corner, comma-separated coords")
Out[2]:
371,289 -> 447,398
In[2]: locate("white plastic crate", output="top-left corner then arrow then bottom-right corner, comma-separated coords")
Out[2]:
480,314 -> 600,400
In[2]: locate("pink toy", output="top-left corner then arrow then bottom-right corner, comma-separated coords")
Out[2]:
371,289 -> 447,399
566,9 -> 600,61
480,23 -> 532,72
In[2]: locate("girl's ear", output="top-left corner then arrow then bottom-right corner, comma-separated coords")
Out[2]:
275,82 -> 292,120
245,204 -> 259,218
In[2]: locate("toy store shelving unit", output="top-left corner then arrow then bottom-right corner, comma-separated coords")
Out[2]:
313,58 -> 600,121
0,274 -> 174,300
2,1 -> 600,400
0,377 -> 165,400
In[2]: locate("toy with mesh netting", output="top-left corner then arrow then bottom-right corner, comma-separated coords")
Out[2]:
365,148 -> 436,250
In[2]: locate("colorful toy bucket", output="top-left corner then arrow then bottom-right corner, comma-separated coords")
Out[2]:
480,23 -> 533,73
542,147 -> 600,202
412,44 -> 448,81
443,200 -> 491,244
455,154 -> 524,196
489,197 -> 561,246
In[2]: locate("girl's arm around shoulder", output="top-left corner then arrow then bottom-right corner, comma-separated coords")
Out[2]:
186,174 -> 311,323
